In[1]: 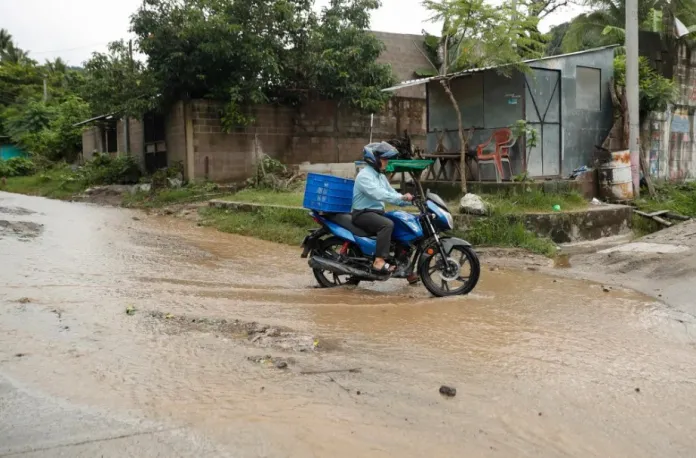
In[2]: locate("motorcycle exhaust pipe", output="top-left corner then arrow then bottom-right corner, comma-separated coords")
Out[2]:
309,256 -> 379,280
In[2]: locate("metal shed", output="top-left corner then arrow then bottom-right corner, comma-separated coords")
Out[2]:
383,46 -> 617,180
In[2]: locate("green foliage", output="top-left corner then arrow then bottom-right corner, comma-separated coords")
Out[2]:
310,0 -> 395,113
613,54 -> 676,113
81,40 -> 156,117
130,0 -> 393,125
511,119 -> 538,174
560,0 -> 696,53
80,154 -> 142,185
415,33 -> 442,77
636,181 -> 696,217
0,30 -> 90,162
123,182 -> 221,208
423,0 -> 546,74
480,189 -> 587,214
545,22 -> 570,56
0,166 -> 86,200
0,157 -> 36,177
247,155 -> 303,191
1,96 -> 90,161
454,190 -> 587,257
457,217 -> 557,257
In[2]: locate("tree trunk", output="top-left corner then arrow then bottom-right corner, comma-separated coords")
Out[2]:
440,79 -> 468,193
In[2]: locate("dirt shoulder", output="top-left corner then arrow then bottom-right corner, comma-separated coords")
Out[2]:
547,220 -> 696,316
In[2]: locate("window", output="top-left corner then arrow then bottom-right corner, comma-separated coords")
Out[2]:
576,66 -> 601,111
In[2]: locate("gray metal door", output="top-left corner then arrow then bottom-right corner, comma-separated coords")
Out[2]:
525,68 -> 561,177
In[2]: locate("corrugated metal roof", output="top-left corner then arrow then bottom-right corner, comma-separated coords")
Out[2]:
73,112 -> 118,127
382,45 -> 620,92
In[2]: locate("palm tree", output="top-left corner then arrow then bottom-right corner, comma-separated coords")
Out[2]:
560,0 -> 696,53
45,57 -> 68,75
1,42 -> 30,64
0,29 -> 12,52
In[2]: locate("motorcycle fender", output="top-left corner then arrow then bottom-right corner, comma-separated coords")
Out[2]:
300,229 -> 326,258
417,236 -> 472,269
440,236 -> 472,254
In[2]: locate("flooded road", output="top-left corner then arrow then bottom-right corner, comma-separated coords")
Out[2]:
1,191 -> 695,457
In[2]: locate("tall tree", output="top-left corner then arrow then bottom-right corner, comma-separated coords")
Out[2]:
129,0 -> 394,126
0,29 -> 12,52
131,0 -> 319,124
81,40 -> 155,117
561,0 -> 696,53
422,0 -> 545,192
309,0 -> 394,113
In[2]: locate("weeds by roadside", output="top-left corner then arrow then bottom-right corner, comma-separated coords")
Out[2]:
1,166 -> 85,199
454,190 -> 587,215
218,186 -> 564,256
1,154 -> 142,199
636,182 -> 696,218
225,188 -> 304,207
631,214 -> 662,237
199,206 -> 313,245
458,216 -> 558,257
123,183 -> 223,208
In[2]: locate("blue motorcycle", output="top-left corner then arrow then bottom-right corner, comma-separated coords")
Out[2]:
300,162 -> 480,297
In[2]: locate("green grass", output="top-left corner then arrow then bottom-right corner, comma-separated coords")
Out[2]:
635,182 -> 696,218
0,169 -> 87,200
223,188 -> 305,207
199,206 -> 313,245
123,186 -> 223,208
631,213 -> 662,238
455,216 -> 558,257
222,186 -> 570,256
451,190 -> 587,215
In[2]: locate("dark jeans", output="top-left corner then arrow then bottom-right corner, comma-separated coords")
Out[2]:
352,210 -> 393,259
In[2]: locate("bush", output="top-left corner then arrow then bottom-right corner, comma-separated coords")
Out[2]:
0,157 -> 37,177
81,153 -> 142,185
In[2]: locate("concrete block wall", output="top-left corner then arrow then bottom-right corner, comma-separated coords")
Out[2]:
190,101 -> 294,182
116,121 -> 125,153
128,118 -> 144,157
166,101 -> 187,169
81,127 -> 100,161
289,97 -> 426,165
373,31 -> 431,99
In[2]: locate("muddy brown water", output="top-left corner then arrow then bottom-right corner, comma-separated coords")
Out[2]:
1,191 -> 695,457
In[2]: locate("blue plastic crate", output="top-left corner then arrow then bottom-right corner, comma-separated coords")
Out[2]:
303,173 -> 355,213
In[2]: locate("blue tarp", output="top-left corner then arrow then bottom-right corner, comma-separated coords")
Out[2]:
0,144 -> 25,161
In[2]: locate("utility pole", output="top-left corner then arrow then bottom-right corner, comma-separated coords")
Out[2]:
124,39 -> 134,155
42,77 -> 47,102
626,0 -> 640,197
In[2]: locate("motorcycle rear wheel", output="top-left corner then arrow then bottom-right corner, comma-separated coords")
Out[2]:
312,237 -> 362,288
418,245 -> 480,297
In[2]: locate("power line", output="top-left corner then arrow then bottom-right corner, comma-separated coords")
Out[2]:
29,42 -> 112,56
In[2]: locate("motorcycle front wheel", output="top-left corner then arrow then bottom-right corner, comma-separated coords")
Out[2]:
418,245 -> 480,297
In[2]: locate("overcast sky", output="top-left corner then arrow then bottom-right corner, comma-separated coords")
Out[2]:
0,0 -> 586,66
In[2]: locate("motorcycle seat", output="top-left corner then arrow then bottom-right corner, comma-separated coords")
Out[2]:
323,213 -> 373,238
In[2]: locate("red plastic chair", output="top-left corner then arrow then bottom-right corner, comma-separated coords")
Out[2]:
476,128 -> 516,182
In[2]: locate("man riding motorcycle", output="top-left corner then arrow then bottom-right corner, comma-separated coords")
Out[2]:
352,142 -> 414,275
